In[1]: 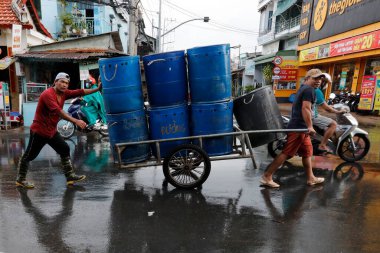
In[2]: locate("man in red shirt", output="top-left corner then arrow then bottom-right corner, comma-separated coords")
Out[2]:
16,72 -> 103,189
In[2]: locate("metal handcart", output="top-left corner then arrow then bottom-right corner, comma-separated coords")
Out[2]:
114,126 -> 306,189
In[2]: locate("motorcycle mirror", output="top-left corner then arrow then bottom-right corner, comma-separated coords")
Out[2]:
329,93 -> 336,99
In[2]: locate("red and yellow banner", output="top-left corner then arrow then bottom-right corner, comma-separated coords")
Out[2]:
374,78 -> 380,111
330,30 -> 380,57
300,30 -> 380,62
300,47 -> 319,62
358,75 -> 376,110
273,58 -> 298,82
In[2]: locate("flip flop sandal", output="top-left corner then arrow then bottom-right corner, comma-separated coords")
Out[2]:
260,178 -> 280,188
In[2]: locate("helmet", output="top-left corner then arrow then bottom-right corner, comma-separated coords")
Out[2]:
85,76 -> 96,88
88,76 -> 96,85
322,73 -> 332,83
320,73 -> 332,91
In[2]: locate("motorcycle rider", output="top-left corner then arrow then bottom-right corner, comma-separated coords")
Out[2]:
16,72 -> 103,189
313,73 -> 345,153
81,75 -> 107,129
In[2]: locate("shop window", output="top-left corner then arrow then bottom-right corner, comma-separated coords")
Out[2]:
25,83 -> 47,102
332,62 -> 355,92
276,81 -> 296,90
267,11 -> 273,31
364,58 -> 380,76
285,37 -> 298,50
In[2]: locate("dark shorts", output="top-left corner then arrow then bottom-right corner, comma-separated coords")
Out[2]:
282,132 -> 313,158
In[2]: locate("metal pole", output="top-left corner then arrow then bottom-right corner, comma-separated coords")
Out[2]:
161,17 -> 208,37
156,0 -> 162,53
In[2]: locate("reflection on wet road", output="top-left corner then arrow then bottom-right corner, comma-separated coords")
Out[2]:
0,127 -> 380,252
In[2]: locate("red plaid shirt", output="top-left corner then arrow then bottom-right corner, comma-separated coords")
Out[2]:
31,87 -> 84,138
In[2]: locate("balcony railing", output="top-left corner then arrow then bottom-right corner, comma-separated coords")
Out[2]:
73,17 -> 94,35
58,17 -> 95,39
275,15 -> 300,34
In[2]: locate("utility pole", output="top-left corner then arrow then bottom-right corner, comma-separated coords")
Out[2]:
156,0 -> 162,53
162,18 -> 175,52
128,0 -> 137,55
152,19 -> 155,38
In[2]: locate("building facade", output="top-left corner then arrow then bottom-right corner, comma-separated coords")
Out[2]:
1,0 -> 152,126
0,0 -> 54,116
256,0 -> 302,102
298,0 -> 380,111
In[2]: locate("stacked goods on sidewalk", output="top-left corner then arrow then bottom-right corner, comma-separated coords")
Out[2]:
99,56 -> 150,164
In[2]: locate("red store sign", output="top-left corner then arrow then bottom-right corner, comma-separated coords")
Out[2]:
278,69 -> 298,81
330,30 -> 380,57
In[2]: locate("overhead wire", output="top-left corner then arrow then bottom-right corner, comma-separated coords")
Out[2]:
163,0 -> 258,35
185,23 -> 258,36
140,2 -> 154,27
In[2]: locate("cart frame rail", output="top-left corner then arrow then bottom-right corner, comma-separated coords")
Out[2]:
114,127 -> 307,170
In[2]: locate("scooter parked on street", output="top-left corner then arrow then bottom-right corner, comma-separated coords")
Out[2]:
57,98 -> 108,139
267,104 -> 370,162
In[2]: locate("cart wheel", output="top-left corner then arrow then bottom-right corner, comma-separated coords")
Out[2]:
163,144 -> 211,189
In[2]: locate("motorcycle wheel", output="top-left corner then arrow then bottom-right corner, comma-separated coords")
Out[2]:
337,134 -> 370,162
163,144 -> 211,189
57,120 -> 76,139
267,136 -> 287,158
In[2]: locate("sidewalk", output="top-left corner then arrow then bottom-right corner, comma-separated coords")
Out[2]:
277,103 -> 380,127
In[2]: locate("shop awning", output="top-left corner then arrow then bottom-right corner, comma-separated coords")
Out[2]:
253,53 -> 276,65
0,57 -> 16,70
15,49 -> 126,62
273,0 -> 298,16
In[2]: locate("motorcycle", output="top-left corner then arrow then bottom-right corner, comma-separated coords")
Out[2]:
349,92 -> 361,112
57,98 -> 108,139
267,104 -> 370,162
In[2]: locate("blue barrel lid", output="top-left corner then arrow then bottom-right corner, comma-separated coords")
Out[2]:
191,100 -> 233,110
99,55 -> 140,65
187,44 -> 230,55
142,50 -> 185,62
148,103 -> 188,112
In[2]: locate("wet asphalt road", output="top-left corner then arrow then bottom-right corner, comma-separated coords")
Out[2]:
1,126 -> 380,253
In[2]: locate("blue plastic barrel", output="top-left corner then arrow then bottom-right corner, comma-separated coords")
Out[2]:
190,100 -> 233,156
142,51 -> 188,107
99,56 -> 144,113
148,104 -> 190,158
106,109 -> 150,164
187,44 -> 232,103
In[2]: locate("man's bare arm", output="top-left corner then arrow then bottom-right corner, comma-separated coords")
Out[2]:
302,100 -> 316,135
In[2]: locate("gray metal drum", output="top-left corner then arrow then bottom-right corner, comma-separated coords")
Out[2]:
233,86 -> 284,148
